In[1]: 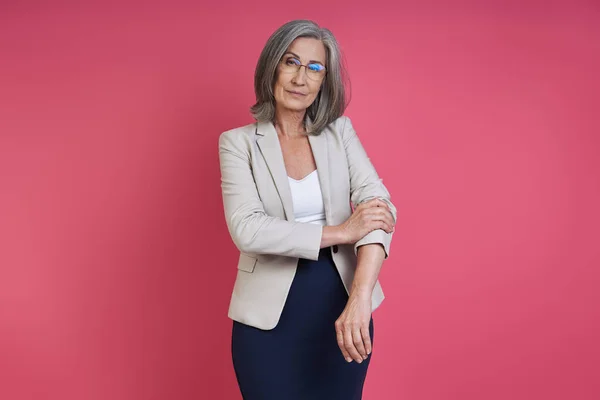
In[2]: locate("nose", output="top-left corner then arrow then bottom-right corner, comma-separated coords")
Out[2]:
291,65 -> 308,85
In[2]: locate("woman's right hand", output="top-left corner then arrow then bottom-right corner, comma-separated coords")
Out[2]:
338,199 -> 395,244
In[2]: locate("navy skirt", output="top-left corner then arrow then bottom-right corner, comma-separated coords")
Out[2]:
231,248 -> 374,400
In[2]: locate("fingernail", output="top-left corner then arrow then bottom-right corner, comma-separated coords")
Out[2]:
346,357 -> 352,363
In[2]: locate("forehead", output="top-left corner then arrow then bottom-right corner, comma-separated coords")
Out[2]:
286,37 -> 326,63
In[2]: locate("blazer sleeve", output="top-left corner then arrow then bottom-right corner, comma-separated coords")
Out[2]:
218,129 -> 323,260
340,116 -> 398,258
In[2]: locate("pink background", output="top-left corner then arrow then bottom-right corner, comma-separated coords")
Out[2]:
1,1 -> 599,399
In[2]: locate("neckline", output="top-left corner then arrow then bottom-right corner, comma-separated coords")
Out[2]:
288,169 -> 317,183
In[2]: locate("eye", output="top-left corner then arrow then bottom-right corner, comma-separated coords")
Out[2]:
285,57 -> 301,66
307,63 -> 324,72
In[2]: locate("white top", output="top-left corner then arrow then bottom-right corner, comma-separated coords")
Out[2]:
288,170 -> 327,226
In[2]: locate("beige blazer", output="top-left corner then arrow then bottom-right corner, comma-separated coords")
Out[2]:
218,116 -> 397,330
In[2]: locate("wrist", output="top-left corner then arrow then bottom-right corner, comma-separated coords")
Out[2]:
321,225 -> 348,248
334,224 -> 349,245
350,285 -> 372,300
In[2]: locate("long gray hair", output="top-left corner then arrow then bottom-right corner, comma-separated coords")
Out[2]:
250,20 -> 350,135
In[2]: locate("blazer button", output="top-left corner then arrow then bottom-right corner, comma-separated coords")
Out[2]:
332,245 -> 338,253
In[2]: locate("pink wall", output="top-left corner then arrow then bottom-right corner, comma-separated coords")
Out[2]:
1,1 -> 599,399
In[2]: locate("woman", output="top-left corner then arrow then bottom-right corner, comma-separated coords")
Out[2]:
218,20 -> 397,400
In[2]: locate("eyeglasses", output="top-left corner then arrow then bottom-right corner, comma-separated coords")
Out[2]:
279,56 -> 327,80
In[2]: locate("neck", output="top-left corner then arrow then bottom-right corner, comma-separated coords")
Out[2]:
274,108 -> 306,138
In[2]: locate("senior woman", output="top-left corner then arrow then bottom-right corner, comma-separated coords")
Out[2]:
218,20 -> 397,400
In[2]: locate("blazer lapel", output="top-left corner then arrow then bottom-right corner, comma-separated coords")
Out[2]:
256,121 -> 295,221
256,119 -> 333,225
308,131 -> 332,225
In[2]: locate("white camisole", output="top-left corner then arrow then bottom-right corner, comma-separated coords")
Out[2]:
288,170 -> 327,226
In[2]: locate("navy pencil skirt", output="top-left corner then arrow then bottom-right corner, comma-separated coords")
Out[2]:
231,248 -> 374,400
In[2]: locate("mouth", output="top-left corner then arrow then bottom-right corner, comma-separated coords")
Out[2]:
287,90 -> 307,96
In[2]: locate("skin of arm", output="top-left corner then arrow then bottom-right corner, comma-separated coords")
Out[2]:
320,225 -> 345,248
334,243 -> 385,364
351,243 -> 386,298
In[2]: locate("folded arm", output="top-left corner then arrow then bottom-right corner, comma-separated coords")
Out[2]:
219,130 -> 323,260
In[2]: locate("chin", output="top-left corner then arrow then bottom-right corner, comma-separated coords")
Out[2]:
281,101 -> 309,112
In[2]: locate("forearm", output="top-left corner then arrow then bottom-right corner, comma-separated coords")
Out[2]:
229,212 -> 323,260
350,243 -> 386,298
220,131 -> 325,260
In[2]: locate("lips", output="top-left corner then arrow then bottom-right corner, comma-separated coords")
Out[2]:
287,90 -> 307,96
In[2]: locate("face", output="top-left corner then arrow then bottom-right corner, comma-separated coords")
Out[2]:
273,37 -> 327,114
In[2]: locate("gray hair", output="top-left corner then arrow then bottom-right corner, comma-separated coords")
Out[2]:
250,20 -> 350,135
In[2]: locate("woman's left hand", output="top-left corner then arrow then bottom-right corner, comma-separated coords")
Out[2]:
335,293 -> 372,363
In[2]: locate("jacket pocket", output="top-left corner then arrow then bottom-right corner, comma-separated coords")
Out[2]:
237,253 -> 258,273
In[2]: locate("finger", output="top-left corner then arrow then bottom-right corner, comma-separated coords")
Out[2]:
381,211 -> 395,230
375,219 -> 394,233
383,208 -> 395,224
372,209 -> 395,231
360,216 -> 391,234
358,198 -> 385,210
344,326 -> 363,363
372,207 -> 394,222
352,328 -> 368,360
381,219 -> 394,234
364,207 -> 393,220
361,208 -> 390,225
372,198 -> 390,209
374,220 -> 393,234
362,212 -> 394,233
336,328 -> 352,362
361,324 -> 372,356
356,202 -> 371,212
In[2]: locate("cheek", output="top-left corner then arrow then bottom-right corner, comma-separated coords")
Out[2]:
307,83 -> 322,101
273,76 -> 287,100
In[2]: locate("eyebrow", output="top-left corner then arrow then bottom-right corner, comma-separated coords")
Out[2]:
283,51 -> 325,65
